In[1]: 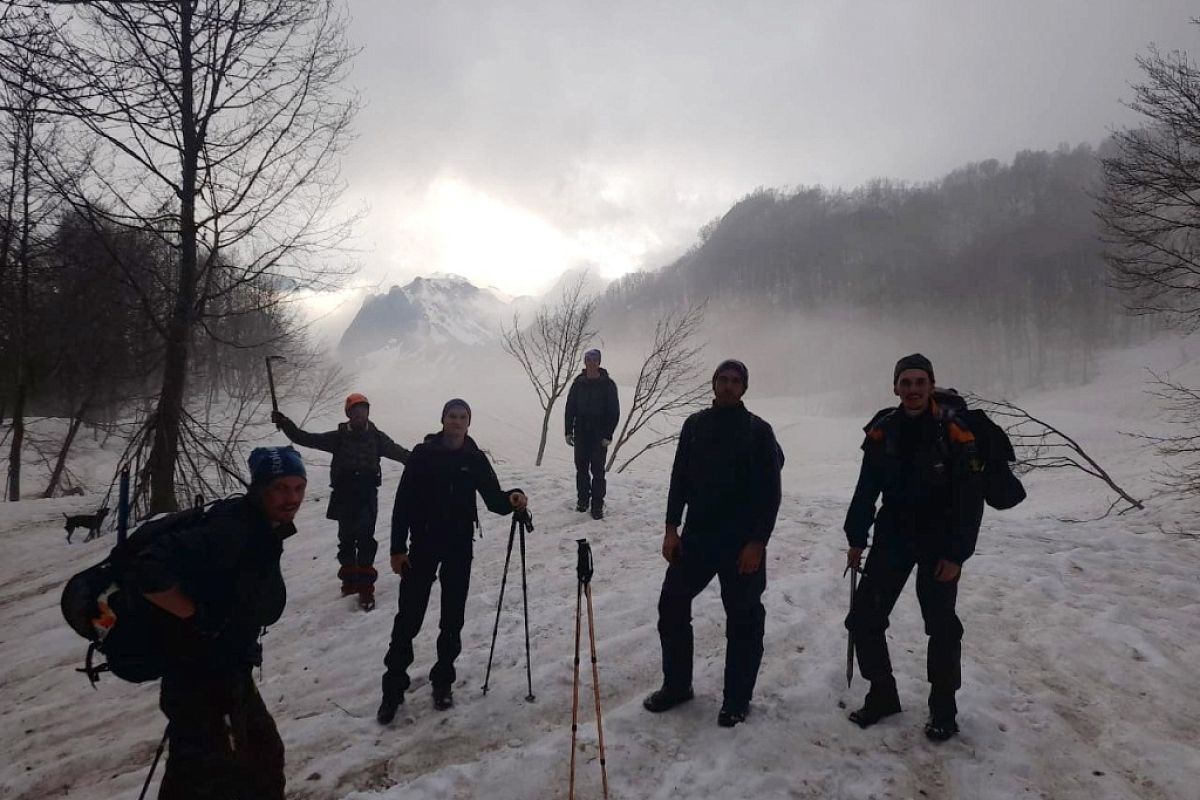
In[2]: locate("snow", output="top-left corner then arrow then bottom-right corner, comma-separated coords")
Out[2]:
2,336 -> 1199,800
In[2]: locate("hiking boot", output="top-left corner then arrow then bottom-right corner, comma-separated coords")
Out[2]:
376,693 -> 403,725
340,583 -> 356,597
338,565 -> 356,595
642,687 -> 694,713
590,504 -> 604,520
358,587 -> 375,612
433,686 -> 454,711
924,716 -> 959,742
717,703 -> 749,728
576,501 -> 589,512
848,681 -> 902,729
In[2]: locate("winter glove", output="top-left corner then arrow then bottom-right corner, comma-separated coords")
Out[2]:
270,411 -> 289,429
565,434 -> 575,447
601,438 -> 612,448
188,603 -> 224,640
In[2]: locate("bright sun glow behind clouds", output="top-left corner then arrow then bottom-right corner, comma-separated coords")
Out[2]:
380,174 -> 663,296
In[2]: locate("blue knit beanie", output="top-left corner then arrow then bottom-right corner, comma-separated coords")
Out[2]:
248,446 -> 306,486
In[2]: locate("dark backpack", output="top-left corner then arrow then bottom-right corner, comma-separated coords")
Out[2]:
60,498 -> 234,685
936,389 -> 1026,510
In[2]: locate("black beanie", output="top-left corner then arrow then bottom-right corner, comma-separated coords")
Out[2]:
712,359 -> 749,388
441,398 -> 472,419
893,353 -> 934,385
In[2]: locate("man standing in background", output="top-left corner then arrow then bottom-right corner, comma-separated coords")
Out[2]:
564,348 -> 620,520
272,393 -> 410,610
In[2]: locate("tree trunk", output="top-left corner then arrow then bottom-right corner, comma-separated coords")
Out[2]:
147,2 -> 199,513
535,403 -> 552,466
5,373 -> 24,501
43,401 -> 88,498
6,115 -> 33,503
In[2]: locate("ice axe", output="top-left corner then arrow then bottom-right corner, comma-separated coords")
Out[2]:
265,355 -> 286,415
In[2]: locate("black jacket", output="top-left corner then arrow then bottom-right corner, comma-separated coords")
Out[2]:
278,418 -> 409,520
129,496 -> 295,671
564,369 -> 620,440
665,402 -> 784,549
390,432 -> 519,556
278,418 -> 409,488
843,401 -> 985,564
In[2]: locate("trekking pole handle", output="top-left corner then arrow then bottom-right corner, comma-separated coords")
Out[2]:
516,507 -> 534,532
575,538 -> 593,585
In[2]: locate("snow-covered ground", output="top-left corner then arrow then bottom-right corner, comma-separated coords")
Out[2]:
2,337 -> 1199,800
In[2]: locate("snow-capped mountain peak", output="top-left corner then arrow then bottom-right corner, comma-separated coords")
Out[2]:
338,274 -> 519,355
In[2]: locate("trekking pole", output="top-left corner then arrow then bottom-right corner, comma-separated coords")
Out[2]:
138,725 -> 169,800
481,515 -> 517,695
569,549 -> 585,799
517,509 -> 535,702
117,468 -> 130,546
569,539 -> 608,800
482,509 -> 536,699
264,355 -> 286,415
583,545 -> 609,799
844,562 -> 859,688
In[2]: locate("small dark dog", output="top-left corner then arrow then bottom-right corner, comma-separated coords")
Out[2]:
64,507 -> 109,543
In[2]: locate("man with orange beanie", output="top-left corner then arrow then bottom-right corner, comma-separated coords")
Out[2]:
273,393 -> 410,610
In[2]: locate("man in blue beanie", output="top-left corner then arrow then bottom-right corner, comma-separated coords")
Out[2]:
130,447 -> 307,799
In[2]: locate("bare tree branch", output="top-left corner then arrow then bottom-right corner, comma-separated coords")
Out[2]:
500,272 -> 598,466
607,303 -> 709,471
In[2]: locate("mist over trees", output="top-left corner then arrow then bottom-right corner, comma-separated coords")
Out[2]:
604,144 -> 1147,398
0,0 -> 358,510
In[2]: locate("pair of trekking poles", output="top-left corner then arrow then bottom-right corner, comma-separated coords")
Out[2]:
481,516 -> 609,799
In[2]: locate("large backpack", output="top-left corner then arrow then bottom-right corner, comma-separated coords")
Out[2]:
936,389 -> 1027,510
60,497 -> 236,685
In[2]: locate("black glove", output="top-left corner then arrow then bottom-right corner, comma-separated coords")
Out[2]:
189,603 -> 225,640
270,411 -> 288,428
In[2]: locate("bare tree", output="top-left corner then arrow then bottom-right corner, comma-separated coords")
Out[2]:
1127,370 -> 1200,499
1099,28 -> 1200,328
969,394 -> 1144,520
0,20 -> 70,500
606,304 -> 709,472
501,273 -> 598,466
4,0 -> 358,512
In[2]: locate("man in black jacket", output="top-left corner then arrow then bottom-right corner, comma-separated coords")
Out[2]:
377,398 -> 529,722
564,348 -> 620,519
132,446 -> 307,800
272,392 -> 409,608
842,353 -> 984,742
643,359 -> 783,728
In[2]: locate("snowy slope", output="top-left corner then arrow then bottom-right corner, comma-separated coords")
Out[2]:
2,337 -> 1199,800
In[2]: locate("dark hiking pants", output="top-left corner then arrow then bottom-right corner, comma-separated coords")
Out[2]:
335,491 -> 379,587
158,670 -> 284,800
381,546 -> 473,698
656,543 -> 767,709
845,548 -> 963,716
574,435 -> 608,509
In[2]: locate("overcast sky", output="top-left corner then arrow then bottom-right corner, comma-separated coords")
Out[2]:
334,0 -> 1198,297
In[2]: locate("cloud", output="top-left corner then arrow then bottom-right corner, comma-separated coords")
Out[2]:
337,0 -> 1199,295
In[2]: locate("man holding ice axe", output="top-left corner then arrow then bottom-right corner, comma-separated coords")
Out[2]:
269,371 -> 410,610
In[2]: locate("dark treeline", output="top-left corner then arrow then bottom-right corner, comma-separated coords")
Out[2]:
0,209 -> 295,498
604,144 -> 1153,396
